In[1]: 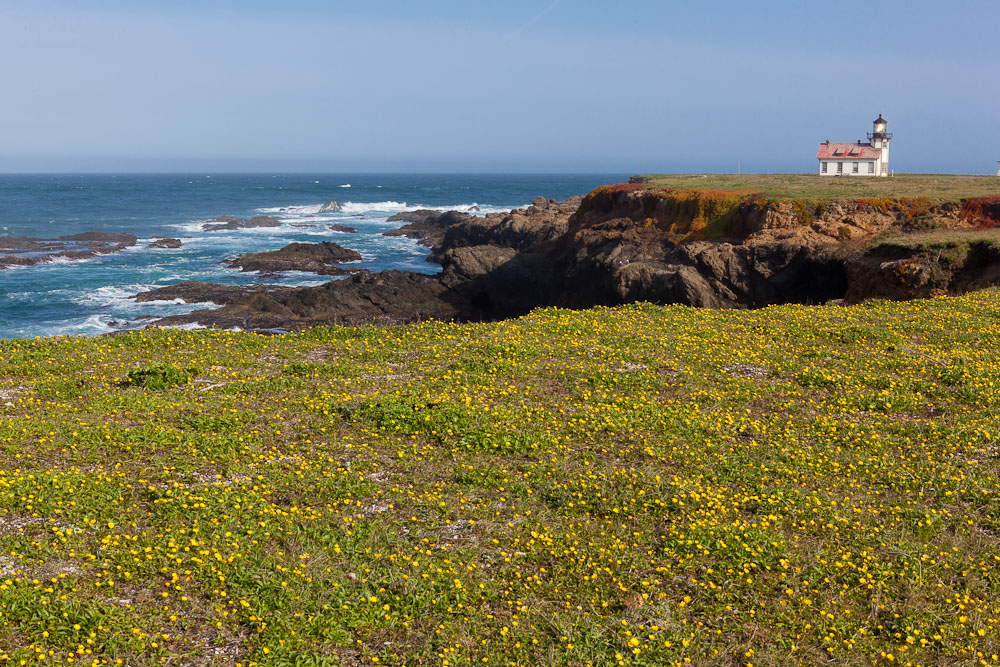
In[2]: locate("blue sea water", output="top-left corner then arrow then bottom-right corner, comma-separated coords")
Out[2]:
0,173 -> 625,338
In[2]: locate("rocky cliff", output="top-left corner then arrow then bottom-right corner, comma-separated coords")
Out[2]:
138,187 -> 1000,330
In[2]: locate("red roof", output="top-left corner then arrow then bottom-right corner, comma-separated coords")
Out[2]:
816,142 -> 880,160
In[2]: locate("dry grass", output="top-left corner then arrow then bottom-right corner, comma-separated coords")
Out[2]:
876,227 -> 1000,247
634,173 -> 1000,202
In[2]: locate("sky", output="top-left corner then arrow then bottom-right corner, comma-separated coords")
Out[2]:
1,0 -> 998,173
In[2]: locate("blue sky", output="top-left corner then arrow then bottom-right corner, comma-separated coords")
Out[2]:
1,0 -> 997,173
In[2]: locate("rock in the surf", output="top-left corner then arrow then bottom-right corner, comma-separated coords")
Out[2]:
202,216 -> 282,231
223,241 -> 363,276
150,238 -> 183,249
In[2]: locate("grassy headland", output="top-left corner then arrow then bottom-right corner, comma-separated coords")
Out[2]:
1,291 -> 999,665
632,173 -> 1000,202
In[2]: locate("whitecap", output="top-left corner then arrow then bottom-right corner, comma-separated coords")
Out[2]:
171,221 -> 210,233
257,201 -> 411,216
133,297 -> 197,307
257,204 -> 325,215
39,255 -> 94,267
44,314 -> 116,337
71,284 -> 159,308
160,322 -> 207,331
338,201 -> 410,214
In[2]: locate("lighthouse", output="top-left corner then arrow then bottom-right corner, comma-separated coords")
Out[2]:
816,114 -> 893,177
868,114 -> 892,176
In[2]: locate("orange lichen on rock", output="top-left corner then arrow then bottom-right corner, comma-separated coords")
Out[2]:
960,195 -> 1000,228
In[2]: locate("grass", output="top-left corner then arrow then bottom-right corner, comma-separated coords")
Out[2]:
876,228 -> 1000,248
633,174 -> 1000,202
1,292 -> 999,665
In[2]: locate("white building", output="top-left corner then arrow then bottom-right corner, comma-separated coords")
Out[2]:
816,114 -> 891,177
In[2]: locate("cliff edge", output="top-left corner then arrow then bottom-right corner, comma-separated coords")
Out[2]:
137,182 -> 1000,330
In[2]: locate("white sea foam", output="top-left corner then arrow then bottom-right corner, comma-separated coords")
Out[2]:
71,284 -> 158,307
288,227 -> 353,237
26,254 -> 98,269
255,201 -> 505,217
172,221 -> 209,233
45,314 -> 116,337
44,255 -> 77,265
69,284 -> 227,314
137,298 -> 200,307
256,201 -> 410,215
340,184 -> 351,188
160,322 -> 207,331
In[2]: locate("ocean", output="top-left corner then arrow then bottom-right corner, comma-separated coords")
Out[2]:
0,173 -> 625,338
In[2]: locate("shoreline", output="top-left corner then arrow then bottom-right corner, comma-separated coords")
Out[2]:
3,173 -> 1000,338
131,182 -> 1000,333
0,173 -> 623,338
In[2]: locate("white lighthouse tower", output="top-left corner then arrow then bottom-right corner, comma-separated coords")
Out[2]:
868,114 -> 892,177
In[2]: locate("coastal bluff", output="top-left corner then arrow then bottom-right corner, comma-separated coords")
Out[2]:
138,177 -> 1000,331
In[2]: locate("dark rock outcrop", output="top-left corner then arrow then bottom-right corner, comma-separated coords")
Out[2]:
0,232 -> 137,269
133,281 -> 295,305
0,237 -> 51,251
223,242 -> 362,276
0,254 -> 42,268
382,198 -> 580,265
319,201 -> 343,213
438,245 -> 518,282
149,271 -> 469,330
139,188 -> 1000,332
428,196 -> 579,262
58,232 -> 138,244
202,216 -> 282,231
329,224 -> 357,234
845,237 -> 1000,302
150,238 -> 183,249
384,210 -> 473,247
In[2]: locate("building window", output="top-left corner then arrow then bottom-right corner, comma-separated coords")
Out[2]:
853,162 -> 859,174
868,162 -> 874,174
837,162 -> 843,174
822,162 -> 828,173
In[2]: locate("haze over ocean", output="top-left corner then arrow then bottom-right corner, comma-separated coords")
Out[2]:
0,173 -> 625,338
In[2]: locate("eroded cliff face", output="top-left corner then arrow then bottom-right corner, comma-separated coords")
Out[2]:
139,187 -> 1000,331
846,238 -> 1000,303
511,187 -> 998,312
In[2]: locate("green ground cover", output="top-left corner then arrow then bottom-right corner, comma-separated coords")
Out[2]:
874,228 -> 1000,248
633,174 -> 1000,202
0,291 -> 999,666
